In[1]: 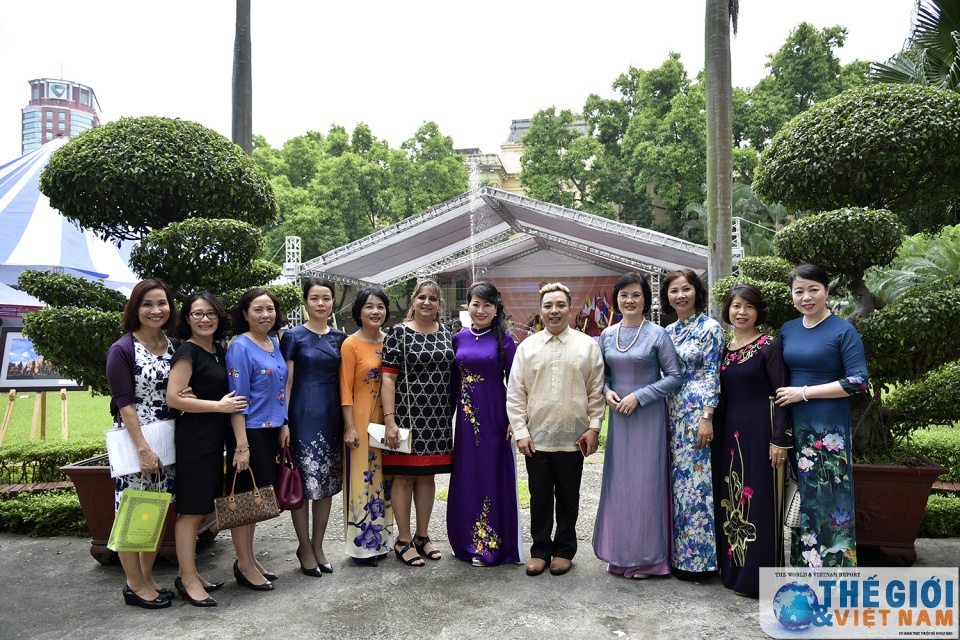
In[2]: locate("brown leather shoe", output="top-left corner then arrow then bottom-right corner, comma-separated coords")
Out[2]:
549,557 -> 572,576
525,558 -> 548,576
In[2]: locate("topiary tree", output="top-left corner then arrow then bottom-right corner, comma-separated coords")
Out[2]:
39,116 -> 278,241
22,118 -> 286,395
730,83 -> 960,457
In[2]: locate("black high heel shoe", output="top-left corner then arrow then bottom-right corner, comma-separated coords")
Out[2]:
202,579 -> 225,592
260,569 -> 279,581
234,560 -> 274,591
174,576 -> 218,607
394,540 -> 424,567
296,549 -> 323,578
122,585 -> 171,609
414,534 -> 442,561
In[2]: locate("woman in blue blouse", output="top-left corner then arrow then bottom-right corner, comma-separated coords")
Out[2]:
226,288 -> 289,591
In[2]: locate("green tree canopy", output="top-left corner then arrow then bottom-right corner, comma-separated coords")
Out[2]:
754,84 -> 960,231
40,116 -> 278,241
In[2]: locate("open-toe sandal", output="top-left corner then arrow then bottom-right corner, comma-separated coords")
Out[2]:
394,540 -> 424,567
414,534 -> 442,561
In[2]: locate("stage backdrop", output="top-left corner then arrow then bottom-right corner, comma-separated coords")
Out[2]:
491,276 -> 621,342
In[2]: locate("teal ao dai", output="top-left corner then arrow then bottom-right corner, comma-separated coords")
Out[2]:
665,312 -> 724,572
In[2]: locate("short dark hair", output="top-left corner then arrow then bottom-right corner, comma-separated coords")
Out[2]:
122,279 -> 177,333
659,269 -> 708,315
721,283 -> 768,326
303,278 -> 335,300
788,263 -> 831,289
352,288 -> 391,326
178,291 -> 230,340
612,272 -> 652,315
539,282 -> 572,306
231,288 -> 286,334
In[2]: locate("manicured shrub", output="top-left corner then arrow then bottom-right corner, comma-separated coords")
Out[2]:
0,440 -> 106,484
0,490 -> 86,536
919,494 -> 960,538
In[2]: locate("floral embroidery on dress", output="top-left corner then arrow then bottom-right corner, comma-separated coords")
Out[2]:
347,448 -> 393,553
792,423 -> 857,568
720,430 -> 757,567
470,497 -> 501,560
458,362 -> 484,445
720,335 -> 770,371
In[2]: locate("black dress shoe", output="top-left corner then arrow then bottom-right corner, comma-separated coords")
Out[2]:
318,563 -> 333,574
157,587 -> 175,600
122,585 -> 171,609
296,549 -> 323,578
260,570 -> 279,581
353,556 -> 379,567
234,560 -> 274,591
174,577 -> 218,607
202,580 -> 225,592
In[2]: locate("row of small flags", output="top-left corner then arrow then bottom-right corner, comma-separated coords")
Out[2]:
581,292 -> 621,329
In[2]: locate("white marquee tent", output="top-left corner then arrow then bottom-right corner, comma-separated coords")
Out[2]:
0,139 -> 138,295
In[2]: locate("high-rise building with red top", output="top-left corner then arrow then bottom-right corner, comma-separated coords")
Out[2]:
22,78 -> 100,153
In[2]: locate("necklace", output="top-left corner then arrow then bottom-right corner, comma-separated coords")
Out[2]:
248,333 -> 274,352
615,320 -> 644,353
305,321 -> 330,336
802,310 -> 831,329
469,325 -> 491,341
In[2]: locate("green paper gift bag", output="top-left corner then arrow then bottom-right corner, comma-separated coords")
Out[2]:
107,482 -> 172,553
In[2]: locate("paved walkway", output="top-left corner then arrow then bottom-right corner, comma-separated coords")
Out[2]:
1,461 -> 957,640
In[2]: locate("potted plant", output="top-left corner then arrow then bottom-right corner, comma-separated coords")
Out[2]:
20,116 -> 300,562
722,84 -> 960,565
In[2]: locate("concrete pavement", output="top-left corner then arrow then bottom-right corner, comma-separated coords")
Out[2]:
1,461 -> 957,640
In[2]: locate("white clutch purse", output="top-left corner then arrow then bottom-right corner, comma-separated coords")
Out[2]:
367,422 -> 412,454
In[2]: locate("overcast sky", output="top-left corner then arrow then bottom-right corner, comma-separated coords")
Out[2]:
0,1 -> 916,161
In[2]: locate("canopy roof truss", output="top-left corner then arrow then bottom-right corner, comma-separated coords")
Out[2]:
299,187 -> 729,287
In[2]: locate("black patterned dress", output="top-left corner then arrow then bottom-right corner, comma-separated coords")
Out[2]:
381,324 -> 454,476
112,337 -> 177,509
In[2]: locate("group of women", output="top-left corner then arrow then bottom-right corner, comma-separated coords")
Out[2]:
106,277 -> 523,609
593,263 -> 868,597
105,261 -> 867,609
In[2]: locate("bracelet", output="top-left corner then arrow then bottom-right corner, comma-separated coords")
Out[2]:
235,445 -> 250,453
702,412 -> 713,420
383,412 -> 395,418
802,386 -> 809,402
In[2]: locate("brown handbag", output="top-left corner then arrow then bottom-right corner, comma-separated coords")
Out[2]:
214,468 -> 280,530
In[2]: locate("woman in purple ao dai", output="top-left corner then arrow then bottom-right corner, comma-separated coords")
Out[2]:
447,282 -> 523,566
593,272 -> 681,578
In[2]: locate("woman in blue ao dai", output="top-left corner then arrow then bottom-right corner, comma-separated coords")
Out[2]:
775,264 -> 868,569
280,278 -> 346,577
661,269 -> 724,580
593,273 -> 681,579
447,282 -> 523,566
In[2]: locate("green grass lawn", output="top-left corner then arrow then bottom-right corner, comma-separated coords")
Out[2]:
0,391 -> 111,448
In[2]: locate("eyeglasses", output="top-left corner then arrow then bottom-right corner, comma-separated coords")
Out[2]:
617,293 -> 644,301
189,311 -> 219,320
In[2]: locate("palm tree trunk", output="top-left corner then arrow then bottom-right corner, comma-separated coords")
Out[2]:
705,0 -> 735,318
232,0 -> 253,155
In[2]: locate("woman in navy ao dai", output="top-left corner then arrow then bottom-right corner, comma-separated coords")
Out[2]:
280,278 -> 345,576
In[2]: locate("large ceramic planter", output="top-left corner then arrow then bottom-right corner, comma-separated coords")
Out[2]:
61,454 -> 218,564
853,461 -> 948,566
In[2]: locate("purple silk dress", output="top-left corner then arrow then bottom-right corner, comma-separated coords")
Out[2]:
593,321 -> 681,577
447,329 -> 523,566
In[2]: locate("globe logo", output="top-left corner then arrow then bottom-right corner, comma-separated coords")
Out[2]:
773,582 -> 819,630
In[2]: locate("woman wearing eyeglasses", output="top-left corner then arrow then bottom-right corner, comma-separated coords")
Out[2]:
167,292 -> 245,607
593,273 -> 681,579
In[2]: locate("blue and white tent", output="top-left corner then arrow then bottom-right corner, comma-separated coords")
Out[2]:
0,139 -> 138,294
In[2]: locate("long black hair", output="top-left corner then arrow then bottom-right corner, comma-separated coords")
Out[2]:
467,281 -> 509,364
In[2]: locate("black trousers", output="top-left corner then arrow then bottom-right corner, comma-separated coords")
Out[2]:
524,450 -> 584,561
